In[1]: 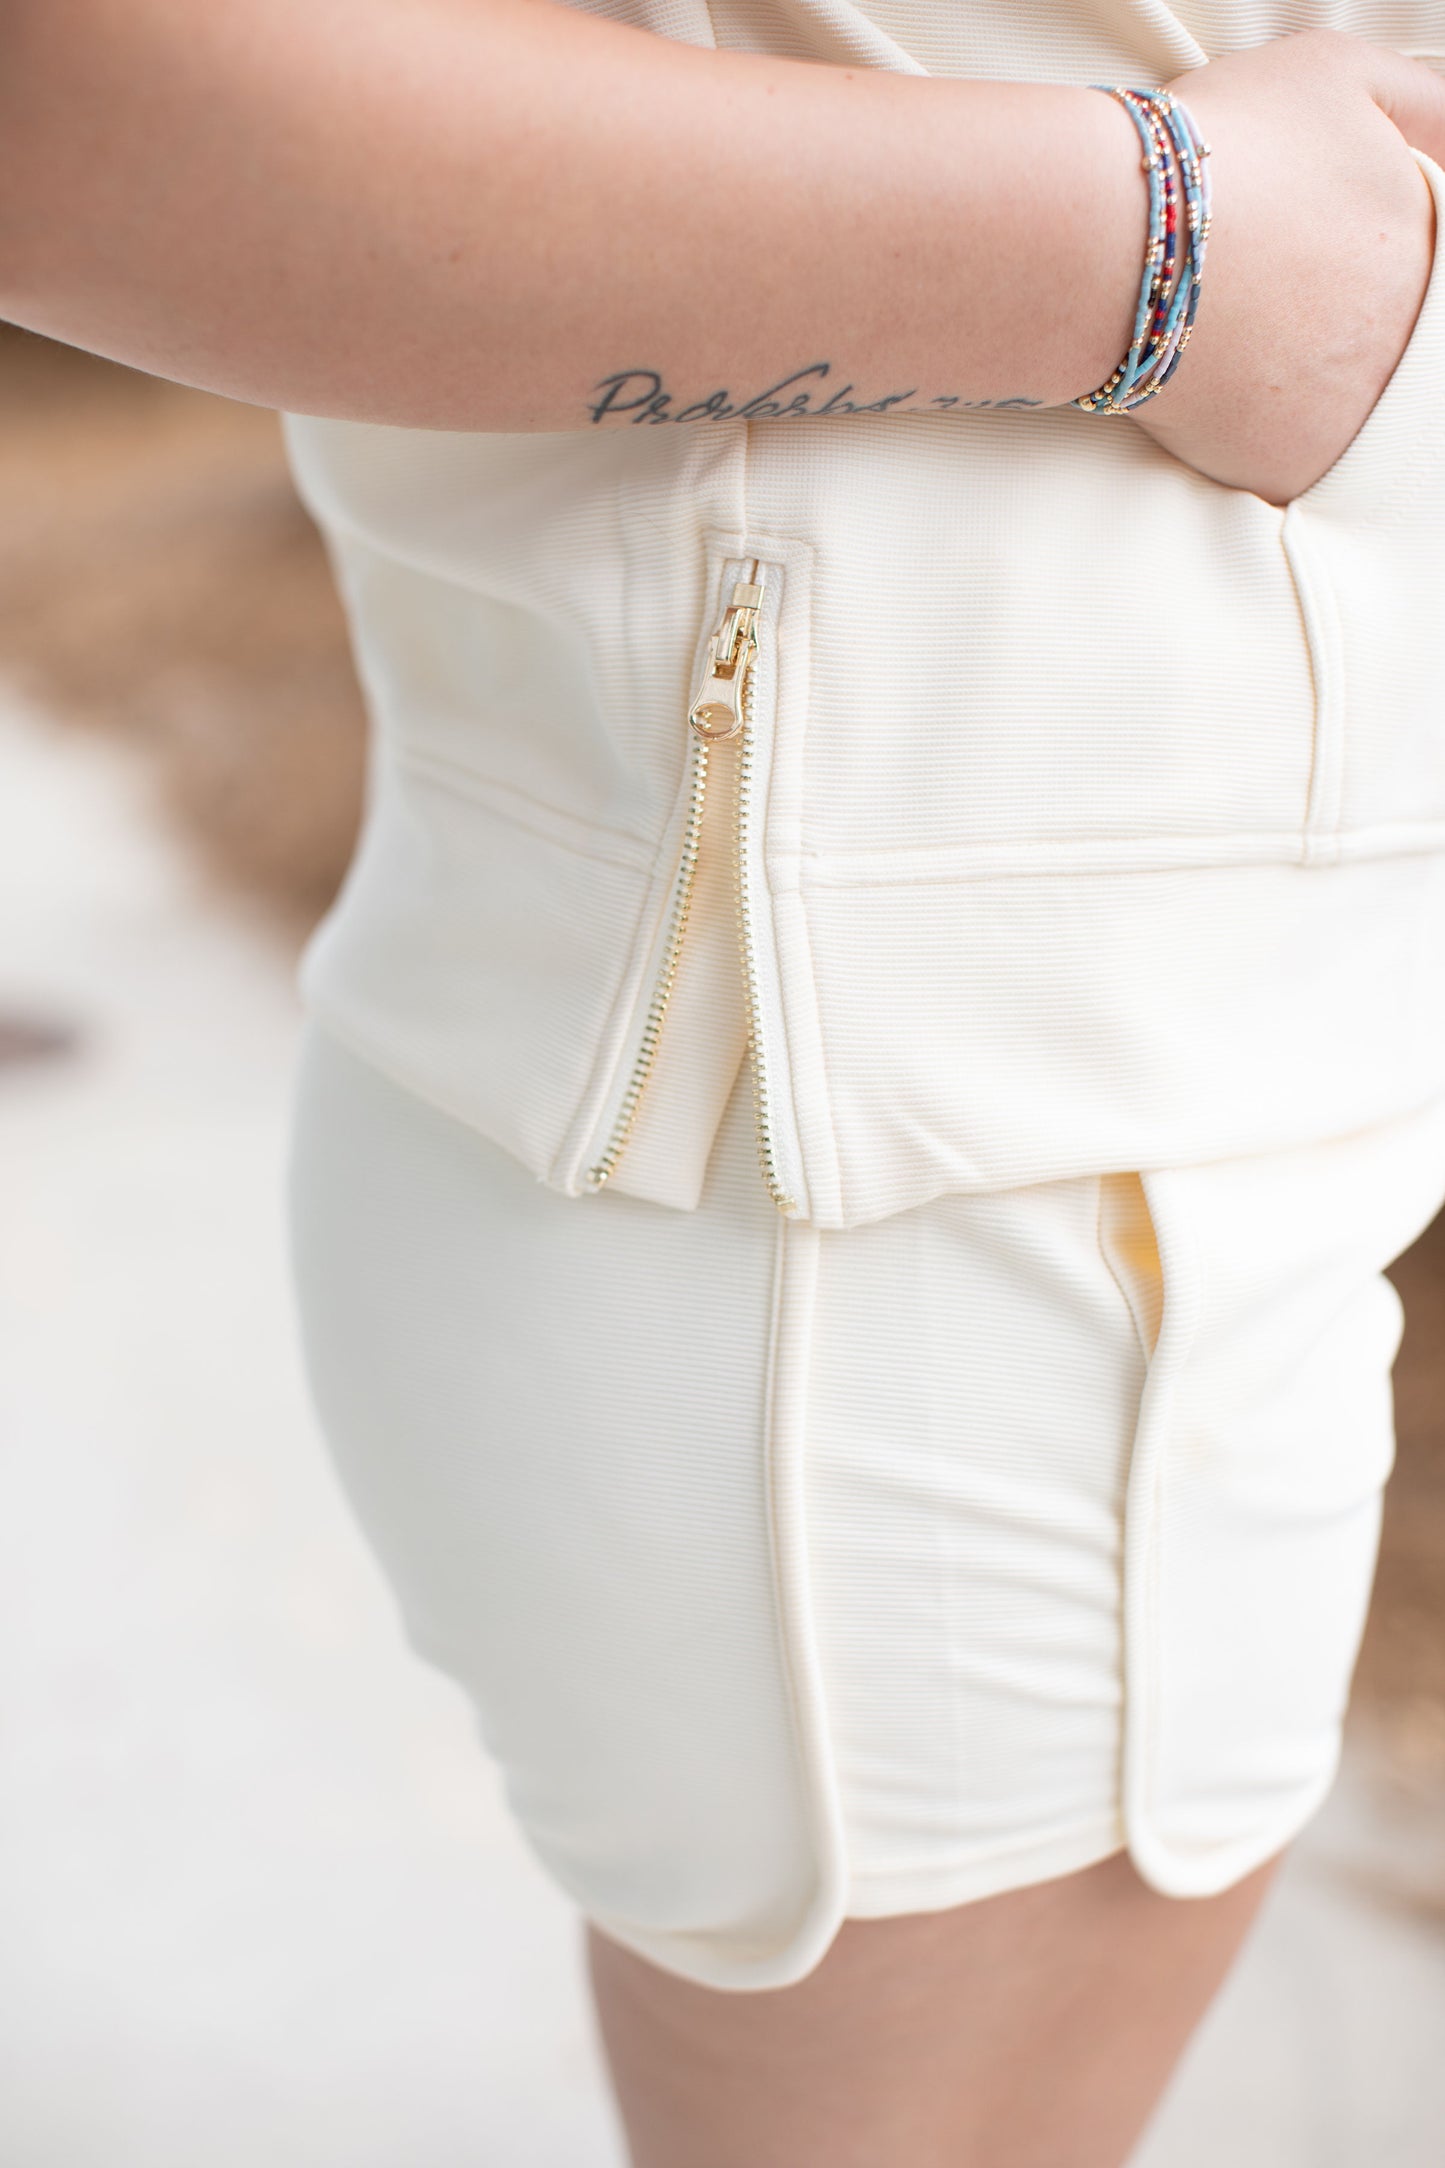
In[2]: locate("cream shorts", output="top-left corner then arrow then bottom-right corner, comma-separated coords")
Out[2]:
285,1019 -> 1445,1991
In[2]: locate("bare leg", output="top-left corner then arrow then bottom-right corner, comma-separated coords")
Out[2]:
584,1845 -> 1286,2168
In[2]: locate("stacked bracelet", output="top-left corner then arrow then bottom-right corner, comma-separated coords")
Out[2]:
1073,85 -> 1213,415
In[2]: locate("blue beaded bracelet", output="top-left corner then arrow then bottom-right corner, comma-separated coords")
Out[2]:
1074,86 -> 1213,415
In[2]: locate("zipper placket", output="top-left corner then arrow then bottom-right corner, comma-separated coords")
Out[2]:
728,574 -> 799,1217
583,557 -> 798,1215
578,725 -> 712,1196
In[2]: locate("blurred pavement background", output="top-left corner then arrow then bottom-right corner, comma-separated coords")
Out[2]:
2,327 -> 1443,2163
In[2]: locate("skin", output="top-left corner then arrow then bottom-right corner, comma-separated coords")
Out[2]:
1147,33 -> 1445,499
0,0 -> 1159,419
586,1848 -> 1288,2168
0,8 -> 1433,2157
0,7 -> 1441,493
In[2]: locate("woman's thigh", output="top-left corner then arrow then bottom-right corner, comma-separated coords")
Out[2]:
585,1845 -> 1287,2168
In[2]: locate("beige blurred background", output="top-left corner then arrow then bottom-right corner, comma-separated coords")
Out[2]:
1,322 -> 1443,2163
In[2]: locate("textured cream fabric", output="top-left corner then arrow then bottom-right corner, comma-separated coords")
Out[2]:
282,0 -> 1445,1231
278,2 -> 1445,1985
288,1019 -> 1445,1988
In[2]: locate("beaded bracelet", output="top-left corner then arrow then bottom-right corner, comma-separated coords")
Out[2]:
1073,87 -> 1208,411
1073,86 -> 1213,415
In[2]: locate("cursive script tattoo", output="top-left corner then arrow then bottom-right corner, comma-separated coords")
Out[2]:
587,363 -> 1044,426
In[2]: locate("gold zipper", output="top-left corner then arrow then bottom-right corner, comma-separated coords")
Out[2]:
583,559 -> 798,1215
729,575 -> 799,1217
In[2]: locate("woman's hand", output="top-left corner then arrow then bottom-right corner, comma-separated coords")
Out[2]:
1124,31 -> 1445,505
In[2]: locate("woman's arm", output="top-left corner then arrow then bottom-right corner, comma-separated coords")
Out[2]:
0,0 -> 1151,427
2,5 -> 1443,501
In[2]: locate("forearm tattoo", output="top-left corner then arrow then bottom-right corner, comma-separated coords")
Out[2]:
586,362 -> 1044,425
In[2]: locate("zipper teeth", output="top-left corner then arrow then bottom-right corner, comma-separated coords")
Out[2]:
733,575 -> 799,1218
582,733 -> 711,1192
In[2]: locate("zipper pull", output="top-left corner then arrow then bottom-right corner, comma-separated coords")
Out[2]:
688,574 -> 763,741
